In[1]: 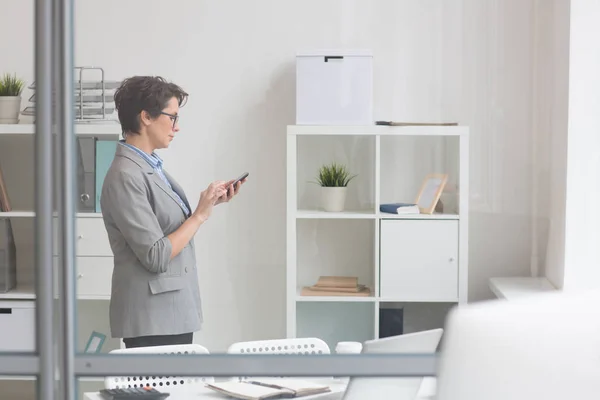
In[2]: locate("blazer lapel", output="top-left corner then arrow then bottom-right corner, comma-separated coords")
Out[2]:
163,170 -> 192,215
150,174 -> 190,217
115,145 -> 190,217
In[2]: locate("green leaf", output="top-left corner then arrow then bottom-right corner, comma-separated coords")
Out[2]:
0,73 -> 25,97
314,162 -> 357,187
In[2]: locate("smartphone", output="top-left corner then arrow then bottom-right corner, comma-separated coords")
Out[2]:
227,172 -> 249,195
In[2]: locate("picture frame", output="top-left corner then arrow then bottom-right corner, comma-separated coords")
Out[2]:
414,173 -> 448,214
84,331 -> 106,354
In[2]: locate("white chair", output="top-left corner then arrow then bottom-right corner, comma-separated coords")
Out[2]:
227,338 -> 330,381
104,344 -> 214,395
227,337 -> 330,355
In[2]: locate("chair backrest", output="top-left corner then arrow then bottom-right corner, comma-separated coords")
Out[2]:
227,338 -> 330,380
104,344 -> 214,395
227,337 -> 330,355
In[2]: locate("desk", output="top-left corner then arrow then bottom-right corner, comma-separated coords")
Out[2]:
84,377 -> 436,399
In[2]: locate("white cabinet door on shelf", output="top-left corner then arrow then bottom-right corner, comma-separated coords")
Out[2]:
0,300 -> 35,352
53,217 -> 112,257
379,219 -> 459,301
53,257 -> 113,299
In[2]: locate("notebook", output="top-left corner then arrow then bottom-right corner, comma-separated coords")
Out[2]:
205,379 -> 331,399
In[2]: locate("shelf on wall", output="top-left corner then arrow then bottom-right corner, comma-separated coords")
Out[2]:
378,213 -> 460,220
0,284 -> 36,300
296,209 -> 376,219
0,123 -> 121,137
489,277 -> 556,300
0,211 -> 35,218
296,287 -> 376,302
378,297 -> 459,303
295,210 -> 460,220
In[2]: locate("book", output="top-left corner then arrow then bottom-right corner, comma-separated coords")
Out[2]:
307,284 -> 366,293
205,378 -> 331,399
301,286 -> 371,297
379,203 -> 420,214
314,276 -> 358,288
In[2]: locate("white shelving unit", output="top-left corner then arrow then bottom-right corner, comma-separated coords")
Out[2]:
0,123 -> 122,368
286,124 -> 469,349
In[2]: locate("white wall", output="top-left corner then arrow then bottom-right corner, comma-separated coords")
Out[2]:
534,0 -> 600,292
532,0 -> 570,288
562,0 -> 600,291
458,0 -> 537,300
1,0 -> 543,351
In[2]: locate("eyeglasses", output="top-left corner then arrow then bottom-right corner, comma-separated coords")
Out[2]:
160,111 -> 179,128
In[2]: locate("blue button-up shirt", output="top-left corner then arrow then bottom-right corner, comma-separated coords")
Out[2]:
119,140 -> 191,216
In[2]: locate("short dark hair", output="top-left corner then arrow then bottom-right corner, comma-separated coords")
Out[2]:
113,76 -> 188,137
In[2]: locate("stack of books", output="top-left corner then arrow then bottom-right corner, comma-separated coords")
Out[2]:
301,276 -> 371,297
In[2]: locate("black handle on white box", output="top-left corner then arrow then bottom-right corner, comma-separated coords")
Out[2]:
324,56 -> 344,62
0,308 -> 12,314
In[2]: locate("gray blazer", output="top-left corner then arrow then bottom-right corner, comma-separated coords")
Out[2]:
100,144 -> 202,339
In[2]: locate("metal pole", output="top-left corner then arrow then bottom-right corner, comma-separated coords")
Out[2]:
54,0 -> 76,397
74,354 -> 439,377
35,0 -> 55,398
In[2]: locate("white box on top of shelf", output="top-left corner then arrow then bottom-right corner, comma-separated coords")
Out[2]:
296,49 -> 373,125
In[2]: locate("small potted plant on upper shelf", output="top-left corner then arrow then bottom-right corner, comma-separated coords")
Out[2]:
315,161 -> 357,212
0,73 -> 25,124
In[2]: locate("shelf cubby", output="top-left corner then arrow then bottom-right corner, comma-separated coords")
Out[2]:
296,134 -> 376,214
379,134 -> 461,216
296,219 -> 375,298
378,301 -> 456,336
296,302 -> 375,351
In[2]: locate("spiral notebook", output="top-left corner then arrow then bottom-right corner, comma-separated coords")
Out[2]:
205,379 -> 330,399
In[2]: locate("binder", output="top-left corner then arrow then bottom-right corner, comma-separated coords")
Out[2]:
76,137 -> 97,212
0,218 -> 17,293
95,140 -> 118,212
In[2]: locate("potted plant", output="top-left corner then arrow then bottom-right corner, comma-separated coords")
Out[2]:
0,73 -> 25,124
315,162 -> 357,212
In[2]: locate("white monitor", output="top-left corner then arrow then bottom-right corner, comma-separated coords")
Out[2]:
436,290 -> 600,400
342,329 -> 443,400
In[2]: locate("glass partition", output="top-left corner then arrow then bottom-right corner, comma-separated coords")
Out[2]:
0,1 -> 452,400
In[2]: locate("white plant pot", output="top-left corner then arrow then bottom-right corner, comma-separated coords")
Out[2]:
321,187 -> 347,212
0,96 -> 21,124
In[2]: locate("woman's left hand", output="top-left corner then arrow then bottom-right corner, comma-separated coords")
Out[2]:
215,177 -> 246,205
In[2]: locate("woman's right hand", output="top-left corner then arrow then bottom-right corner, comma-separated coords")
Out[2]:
193,181 -> 227,221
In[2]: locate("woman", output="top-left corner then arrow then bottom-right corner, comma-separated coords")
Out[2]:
100,76 -> 245,348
